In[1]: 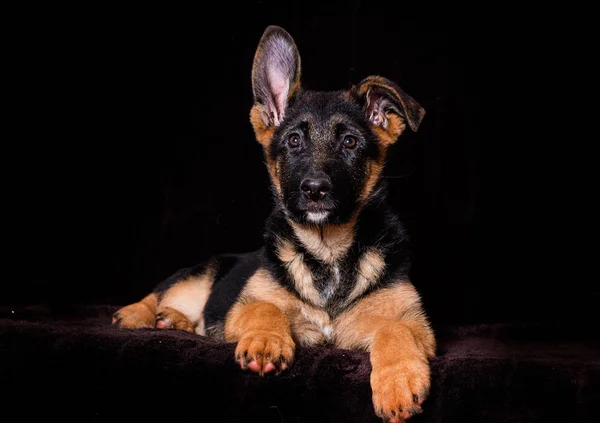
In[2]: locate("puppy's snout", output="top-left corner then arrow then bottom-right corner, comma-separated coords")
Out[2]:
300,175 -> 332,201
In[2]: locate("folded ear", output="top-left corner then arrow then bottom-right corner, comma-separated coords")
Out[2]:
354,76 -> 425,145
251,26 -> 301,128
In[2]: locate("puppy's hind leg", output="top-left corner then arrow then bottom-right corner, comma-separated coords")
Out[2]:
113,262 -> 216,334
154,266 -> 216,334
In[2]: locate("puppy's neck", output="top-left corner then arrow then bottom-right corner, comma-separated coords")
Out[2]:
287,216 -> 356,265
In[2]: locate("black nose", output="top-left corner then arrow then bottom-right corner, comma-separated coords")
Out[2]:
301,176 -> 332,201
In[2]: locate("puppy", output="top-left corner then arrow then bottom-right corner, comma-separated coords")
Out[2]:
113,25 -> 436,422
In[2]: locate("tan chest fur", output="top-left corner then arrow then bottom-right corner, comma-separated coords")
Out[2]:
240,268 -> 423,349
240,268 -> 332,346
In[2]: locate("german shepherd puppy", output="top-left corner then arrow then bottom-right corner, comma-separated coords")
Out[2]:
113,25 -> 436,422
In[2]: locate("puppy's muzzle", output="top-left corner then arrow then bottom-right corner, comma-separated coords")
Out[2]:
300,172 -> 332,201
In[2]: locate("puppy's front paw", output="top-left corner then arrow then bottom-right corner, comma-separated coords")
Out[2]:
370,355 -> 430,422
234,331 -> 295,376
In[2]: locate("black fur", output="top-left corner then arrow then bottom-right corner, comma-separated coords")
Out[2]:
203,250 -> 262,329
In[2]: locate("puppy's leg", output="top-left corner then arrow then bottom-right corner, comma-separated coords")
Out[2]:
368,319 -> 433,422
335,283 -> 436,423
113,264 -> 215,334
224,301 -> 295,376
154,274 -> 213,334
112,293 -> 157,329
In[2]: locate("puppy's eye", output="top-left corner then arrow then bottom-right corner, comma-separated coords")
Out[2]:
342,136 -> 357,149
288,134 -> 302,148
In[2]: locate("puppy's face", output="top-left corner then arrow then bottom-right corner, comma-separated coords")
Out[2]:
250,26 -> 425,225
268,91 -> 379,224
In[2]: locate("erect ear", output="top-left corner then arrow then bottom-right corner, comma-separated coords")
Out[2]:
354,76 -> 425,146
250,26 -> 301,133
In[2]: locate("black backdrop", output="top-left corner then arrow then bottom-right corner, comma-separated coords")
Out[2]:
8,3 -> 595,327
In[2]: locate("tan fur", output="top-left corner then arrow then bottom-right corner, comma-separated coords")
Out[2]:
156,307 -> 195,333
238,269 -> 299,315
276,239 -> 323,307
266,157 -> 282,197
357,76 -> 411,146
112,293 -> 157,329
370,320 -> 432,421
231,268 -> 332,347
224,268 -> 297,374
371,113 -> 407,146
360,113 -> 407,203
113,267 -> 215,333
227,267 -> 435,357
289,218 -> 355,264
345,249 -> 386,306
250,105 -> 276,147
333,282 -> 435,421
224,300 -> 293,346
250,105 -> 283,197
157,269 -> 215,335
360,159 -> 384,203
225,300 -> 295,376
333,283 -> 435,355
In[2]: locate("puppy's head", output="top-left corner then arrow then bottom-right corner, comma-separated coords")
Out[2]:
250,26 -> 425,225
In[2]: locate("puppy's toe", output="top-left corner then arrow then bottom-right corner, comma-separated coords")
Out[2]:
235,331 -> 295,376
371,356 -> 430,422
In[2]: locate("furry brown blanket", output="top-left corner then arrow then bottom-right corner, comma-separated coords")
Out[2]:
1,305 -> 598,422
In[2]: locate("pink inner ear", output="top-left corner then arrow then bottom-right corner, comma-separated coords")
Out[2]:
366,89 -> 389,129
268,68 -> 290,126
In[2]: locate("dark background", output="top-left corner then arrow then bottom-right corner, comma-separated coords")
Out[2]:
8,3 -> 595,326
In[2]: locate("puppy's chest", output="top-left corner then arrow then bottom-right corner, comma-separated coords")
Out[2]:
289,259 -> 369,345
277,241 -> 389,345
312,261 -> 344,303
303,252 -> 380,311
